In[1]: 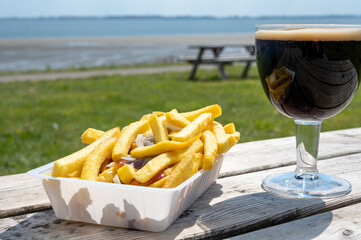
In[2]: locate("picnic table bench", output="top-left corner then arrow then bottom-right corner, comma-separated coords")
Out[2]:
1,127 -> 361,239
181,44 -> 256,80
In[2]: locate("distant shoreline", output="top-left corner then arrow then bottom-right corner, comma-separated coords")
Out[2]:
0,33 -> 255,72
0,33 -> 254,42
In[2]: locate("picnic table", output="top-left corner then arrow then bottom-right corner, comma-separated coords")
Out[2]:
1,127 -> 361,239
182,44 -> 256,80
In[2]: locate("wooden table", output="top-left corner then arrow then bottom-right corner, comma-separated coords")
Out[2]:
1,127 -> 361,239
184,44 -> 256,80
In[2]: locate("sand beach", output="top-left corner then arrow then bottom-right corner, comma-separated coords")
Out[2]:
0,33 -> 254,72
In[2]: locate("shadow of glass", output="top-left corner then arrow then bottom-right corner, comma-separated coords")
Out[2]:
236,210 -> 333,239
194,192 -> 332,239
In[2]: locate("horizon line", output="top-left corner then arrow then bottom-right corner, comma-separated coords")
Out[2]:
1,14 -> 361,20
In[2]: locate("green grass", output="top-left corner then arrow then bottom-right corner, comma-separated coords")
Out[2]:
1,65 -> 361,176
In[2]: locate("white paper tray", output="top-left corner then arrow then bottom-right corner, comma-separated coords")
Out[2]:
27,155 -> 223,232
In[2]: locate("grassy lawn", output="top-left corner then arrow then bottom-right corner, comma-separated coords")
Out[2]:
1,65 -> 361,176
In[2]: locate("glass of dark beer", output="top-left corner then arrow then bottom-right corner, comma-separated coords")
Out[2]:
255,24 -> 361,198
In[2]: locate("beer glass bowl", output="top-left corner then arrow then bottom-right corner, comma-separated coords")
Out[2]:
255,24 -> 361,199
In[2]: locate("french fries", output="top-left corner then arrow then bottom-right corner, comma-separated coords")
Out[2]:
211,121 -> 230,154
97,163 -> 123,182
180,104 -> 222,121
112,120 -> 150,161
81,128 -> 105,144
81,137 -> 117,181
149,114 -> 169,143
172,113 -> 213,142
201,130 -> 218,171
165,109 -> 191,128
51,104 -> 240,188
117,165 -> 136,184
130,134 -> 200,159
52,127 -> 120,177
163,154 -> 197,188
223,123 -> 236,134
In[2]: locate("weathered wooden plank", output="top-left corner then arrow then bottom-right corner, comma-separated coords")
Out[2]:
0,174 -> 50,218
220,127 -> 361,178
232,202 -> 361,240
1,153 -> 361,239
1,127 -> 361,220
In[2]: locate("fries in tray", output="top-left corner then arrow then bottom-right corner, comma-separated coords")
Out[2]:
51,104 -> 240,188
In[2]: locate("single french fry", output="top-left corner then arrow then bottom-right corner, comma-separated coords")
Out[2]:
97,163 -> 123,182
165,109 -> 191,128
212,121 -> 229,154
112,120 -> 150,161
152,111 -> 165,117
192,162 -> 198,174
81,128 -> 105,144
149,176 -> 169,188
67,170 -> 81,178
81,137 -> 117,181
223,123 -> 236,134
130,134 -> 201,159
99,157 -> 112,173
201,130 -> 218,170
194,153 -> 204,171
180,104 -> 222,121
131,170 -> 167,186
168,130 -> 180,138
230,131 -> 241,142
52,127 -> 120,177
149,114 -> 169,143
140,113 -> 153,121
133,152 -> 178,183
172,113 -> 212,142
163,154 -> 196,188
117,164 -> 136,184
164,162 -> 180,176
225,132 -> 241,152
175,139 -> 204,160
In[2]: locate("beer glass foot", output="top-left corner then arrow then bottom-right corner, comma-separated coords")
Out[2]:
261,172 -> 352,199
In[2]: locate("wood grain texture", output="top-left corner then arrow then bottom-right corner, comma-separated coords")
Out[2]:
1,153 -> 361,239
220,127 -> 361,178
0,174 -> 50,218
232,202 -> 361,240
1,127 -> 361,220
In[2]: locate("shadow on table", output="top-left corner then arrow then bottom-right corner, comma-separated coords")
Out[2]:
0,183 -> 224,239
0,183 -> 332,239
195,192 -> 332,239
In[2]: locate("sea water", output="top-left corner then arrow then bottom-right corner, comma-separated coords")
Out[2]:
0,16 -> 360,71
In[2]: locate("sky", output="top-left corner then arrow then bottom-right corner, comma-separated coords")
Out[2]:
0,0 -> 361,18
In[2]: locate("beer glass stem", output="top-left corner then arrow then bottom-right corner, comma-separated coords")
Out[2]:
294,120 -> 321,179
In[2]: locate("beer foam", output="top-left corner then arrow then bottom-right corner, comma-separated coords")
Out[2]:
256,27 -> 361,41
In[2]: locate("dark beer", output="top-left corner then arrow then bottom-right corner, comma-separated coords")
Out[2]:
256,28 -> 361,120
